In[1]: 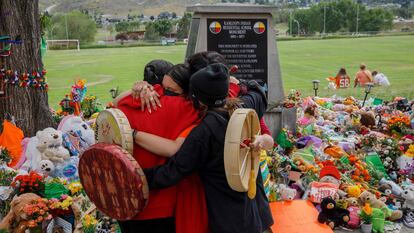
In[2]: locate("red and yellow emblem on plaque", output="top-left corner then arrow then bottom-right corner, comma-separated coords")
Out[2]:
209,21 -> 222,34
253,22 -> 266,34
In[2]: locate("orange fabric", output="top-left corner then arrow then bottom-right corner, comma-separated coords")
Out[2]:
270,200 -> 333,233
176,125 -> 208,233
178,125 -> 197,138
324,145 -> 347,158
0,120 -> 24,167
176,174 -> 209,233
334,75 -> 351,89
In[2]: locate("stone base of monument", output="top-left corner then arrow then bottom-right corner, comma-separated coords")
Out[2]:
263,107 -> 297,139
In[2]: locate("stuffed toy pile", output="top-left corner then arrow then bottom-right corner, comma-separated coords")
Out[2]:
267,93 -> 414,231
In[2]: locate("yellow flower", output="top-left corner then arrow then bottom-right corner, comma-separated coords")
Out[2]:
362,203 -> 372,215
406,145 -> 414,157
68,182 -> 83,195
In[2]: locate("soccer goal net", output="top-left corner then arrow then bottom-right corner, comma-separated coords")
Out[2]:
46,39 -> 80,51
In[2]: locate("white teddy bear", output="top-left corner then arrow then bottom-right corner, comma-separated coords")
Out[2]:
39,159 -> 55,175
402,185 -> 414,211
21,127 -> 70,172
279,184 -> 297,201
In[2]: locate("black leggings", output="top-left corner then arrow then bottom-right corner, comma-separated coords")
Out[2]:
118,217 -> 175,233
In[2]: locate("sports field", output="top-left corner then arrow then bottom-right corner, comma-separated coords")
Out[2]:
44,35 -> 414,108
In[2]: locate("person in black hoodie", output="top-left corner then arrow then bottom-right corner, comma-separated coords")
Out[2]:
144,63 -> 273,233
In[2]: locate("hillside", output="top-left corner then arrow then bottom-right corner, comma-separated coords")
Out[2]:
40,0 -> 220,16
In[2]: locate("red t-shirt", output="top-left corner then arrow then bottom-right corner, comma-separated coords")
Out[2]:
117,85 -> 200,220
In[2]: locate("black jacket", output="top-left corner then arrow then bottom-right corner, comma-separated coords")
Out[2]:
144,90 -> 273,233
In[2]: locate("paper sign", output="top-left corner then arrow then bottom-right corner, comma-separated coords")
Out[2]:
47,217 -> 72,233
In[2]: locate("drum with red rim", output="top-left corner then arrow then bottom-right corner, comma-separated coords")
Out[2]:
79,143 -> 148,220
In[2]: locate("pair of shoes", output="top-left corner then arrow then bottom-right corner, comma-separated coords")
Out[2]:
403,211 -> 414,228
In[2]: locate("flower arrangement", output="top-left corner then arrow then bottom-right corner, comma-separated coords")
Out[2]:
359,203 -> 373,224
11,171 -> 45,195
388,115 -> 410,133
0,169 -> 17,186
81,95 -> 101,118
48,194 -> 73,216
82,214 -> 98,233
282,89 -> 301,108
348,155 -> 371,182
376,138 -> 401,161
405,145 -> 414,157
0,146 -> 11,165
49,195 -> 73,211
68,181 -> 83,196
23,198 -> 53,228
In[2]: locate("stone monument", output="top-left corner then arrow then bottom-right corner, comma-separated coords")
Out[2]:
186,3 -> 296,137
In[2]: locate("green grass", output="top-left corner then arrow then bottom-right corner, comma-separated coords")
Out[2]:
44,35 -> 414,108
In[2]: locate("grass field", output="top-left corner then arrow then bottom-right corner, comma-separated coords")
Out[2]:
44,35 -> 414,108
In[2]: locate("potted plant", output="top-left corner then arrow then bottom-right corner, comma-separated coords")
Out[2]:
359,203 -> 373,233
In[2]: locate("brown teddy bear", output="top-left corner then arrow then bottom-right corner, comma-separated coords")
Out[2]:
359,190 -> 402,221
359,111 -> 376,129
0,193 -> 41,233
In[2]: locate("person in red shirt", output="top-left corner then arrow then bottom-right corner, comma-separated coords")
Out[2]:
117,64 -> 201,233
116,53 -> 239,233
131,52 -> 274,233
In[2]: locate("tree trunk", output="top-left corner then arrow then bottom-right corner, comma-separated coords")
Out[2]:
0,0 -> 56,137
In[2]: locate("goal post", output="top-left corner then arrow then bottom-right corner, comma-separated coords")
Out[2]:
46,39 -> 80,51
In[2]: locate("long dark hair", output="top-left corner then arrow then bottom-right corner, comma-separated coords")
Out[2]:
166,64 -> 191,95
337,68 -> 347,76
186,51 -> 228,74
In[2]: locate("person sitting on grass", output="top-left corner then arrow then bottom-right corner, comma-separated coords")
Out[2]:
372,70 -> 390,86
354,63 -> 373,87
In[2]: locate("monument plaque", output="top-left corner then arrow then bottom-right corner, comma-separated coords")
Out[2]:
186,4 -> 296,137
207,18 -> 268,89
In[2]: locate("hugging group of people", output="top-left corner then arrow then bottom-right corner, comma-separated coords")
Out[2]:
113,51 -> 274,233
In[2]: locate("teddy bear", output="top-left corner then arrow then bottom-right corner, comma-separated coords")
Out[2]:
359,111 -> 376,129
21,127 -> 70,172
402,185 -> 414,211
279,184 -> 297,201
38,159 -> 55,176
0,193 -> 41,233
318,196 -> 350,229
359,190 -> 403,221
346,197 -> 361,228
378,183 -> 397,208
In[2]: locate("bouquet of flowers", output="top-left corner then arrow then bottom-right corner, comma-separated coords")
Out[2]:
282,89 -> 301,108
81,95 -> 101,118
0,146 -> 11,165
82,214 -> 98,233
376,138 -> 401,161
406,145 -> 414,157
359,134 -> 378,152
0,169 -> 17,186
68,181 -> 83,196
23,198 -> 53,228
387,115 -> 411,134
48,194 -> 73,216
11,171 -> 45,195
